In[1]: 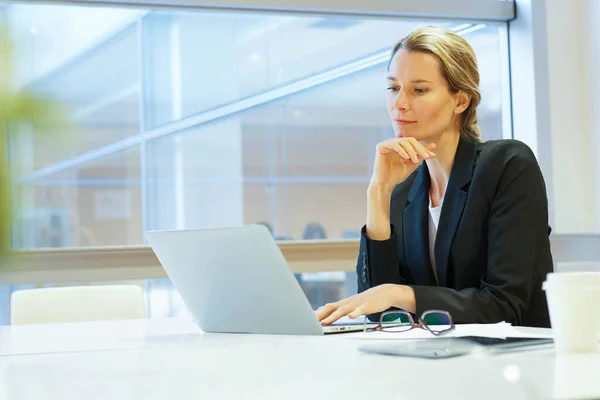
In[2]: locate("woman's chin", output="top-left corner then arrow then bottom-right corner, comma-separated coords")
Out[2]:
396,130 -> 426,140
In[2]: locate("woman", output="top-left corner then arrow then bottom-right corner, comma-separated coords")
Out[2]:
316,26 -> 553,328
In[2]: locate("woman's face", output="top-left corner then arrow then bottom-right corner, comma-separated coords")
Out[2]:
386,49 -> 465,141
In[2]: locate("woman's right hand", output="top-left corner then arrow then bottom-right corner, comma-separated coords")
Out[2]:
370,137 -> 436,188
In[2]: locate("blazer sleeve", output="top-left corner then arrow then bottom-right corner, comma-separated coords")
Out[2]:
356,224 -> 406,294
410,144 -> 549,326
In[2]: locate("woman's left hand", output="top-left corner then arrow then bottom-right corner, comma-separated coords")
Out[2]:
316,284 -> 416,325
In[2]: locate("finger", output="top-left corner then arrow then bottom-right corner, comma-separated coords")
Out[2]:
348,304 -> 367,319
398,141 -> 420,164
315,303 -> 338,321
391,143 -> 410,160
379,141 -> 408,158
404,137 -> 434,159
425,143 -> 437,157
407,137 -> 433,160
316,304 -> 337,320
321,305 -> 354,325
377,142 -> 398,156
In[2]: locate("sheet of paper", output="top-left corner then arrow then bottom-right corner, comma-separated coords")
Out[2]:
351,322 -> 543,340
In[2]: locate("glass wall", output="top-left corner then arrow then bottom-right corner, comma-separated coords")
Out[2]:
1,3 -> 510,324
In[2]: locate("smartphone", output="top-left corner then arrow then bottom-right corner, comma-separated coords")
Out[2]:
358,336 -> 553,359
459,336 -> 554,353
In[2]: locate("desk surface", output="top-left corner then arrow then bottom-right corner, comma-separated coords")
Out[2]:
1,318 -> 599,400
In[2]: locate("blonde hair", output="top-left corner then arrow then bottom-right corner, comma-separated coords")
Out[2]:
389,26 -> 481,141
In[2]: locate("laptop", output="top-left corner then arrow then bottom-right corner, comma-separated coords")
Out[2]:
146,224 -> 368,335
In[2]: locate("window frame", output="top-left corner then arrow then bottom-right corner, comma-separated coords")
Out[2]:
18,0 -> 516,22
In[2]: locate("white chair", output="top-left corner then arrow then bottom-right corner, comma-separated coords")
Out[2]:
10,285 -> 147,325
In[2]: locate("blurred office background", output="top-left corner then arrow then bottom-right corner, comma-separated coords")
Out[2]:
1,0 -> 599,324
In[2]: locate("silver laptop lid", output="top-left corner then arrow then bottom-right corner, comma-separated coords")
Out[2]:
146,225 -> 325,335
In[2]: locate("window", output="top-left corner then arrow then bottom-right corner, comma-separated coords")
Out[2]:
2,3 -> 511,324
8,5 -> 509,247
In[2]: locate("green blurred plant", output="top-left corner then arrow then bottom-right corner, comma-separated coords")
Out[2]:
1,23 -> 66,261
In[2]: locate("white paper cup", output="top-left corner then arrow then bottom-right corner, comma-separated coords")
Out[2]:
543,272 -> 600,354
552,355 -> 600,399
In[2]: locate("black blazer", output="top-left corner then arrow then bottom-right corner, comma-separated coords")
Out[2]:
357,137 -> 553,327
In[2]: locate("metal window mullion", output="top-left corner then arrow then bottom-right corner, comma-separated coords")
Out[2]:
137,15 -> 149,243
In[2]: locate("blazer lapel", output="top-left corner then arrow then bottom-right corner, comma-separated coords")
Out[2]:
434,138 -> 478,286
403,165 -> 437,286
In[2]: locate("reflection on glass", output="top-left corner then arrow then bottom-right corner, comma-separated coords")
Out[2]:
5,3 -> 508,311
8,4 -> 141,170
13,149 -> 141,249
141,12 -> 456,130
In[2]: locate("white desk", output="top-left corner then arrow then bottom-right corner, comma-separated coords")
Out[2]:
1,318 -> 599,400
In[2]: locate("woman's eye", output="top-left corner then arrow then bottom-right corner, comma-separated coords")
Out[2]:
415,88 -> 428,94
386,86 -> 399,92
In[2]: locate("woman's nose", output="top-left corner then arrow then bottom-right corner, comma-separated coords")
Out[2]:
394,90 -> 409,111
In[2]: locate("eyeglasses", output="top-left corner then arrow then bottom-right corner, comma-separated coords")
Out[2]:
363,309 -> 454,336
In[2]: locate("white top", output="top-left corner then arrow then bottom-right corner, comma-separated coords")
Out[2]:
429,195 -> 443,284
0,318 -> 596,400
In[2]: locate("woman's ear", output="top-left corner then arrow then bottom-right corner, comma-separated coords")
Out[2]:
454,91 -> 472,114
